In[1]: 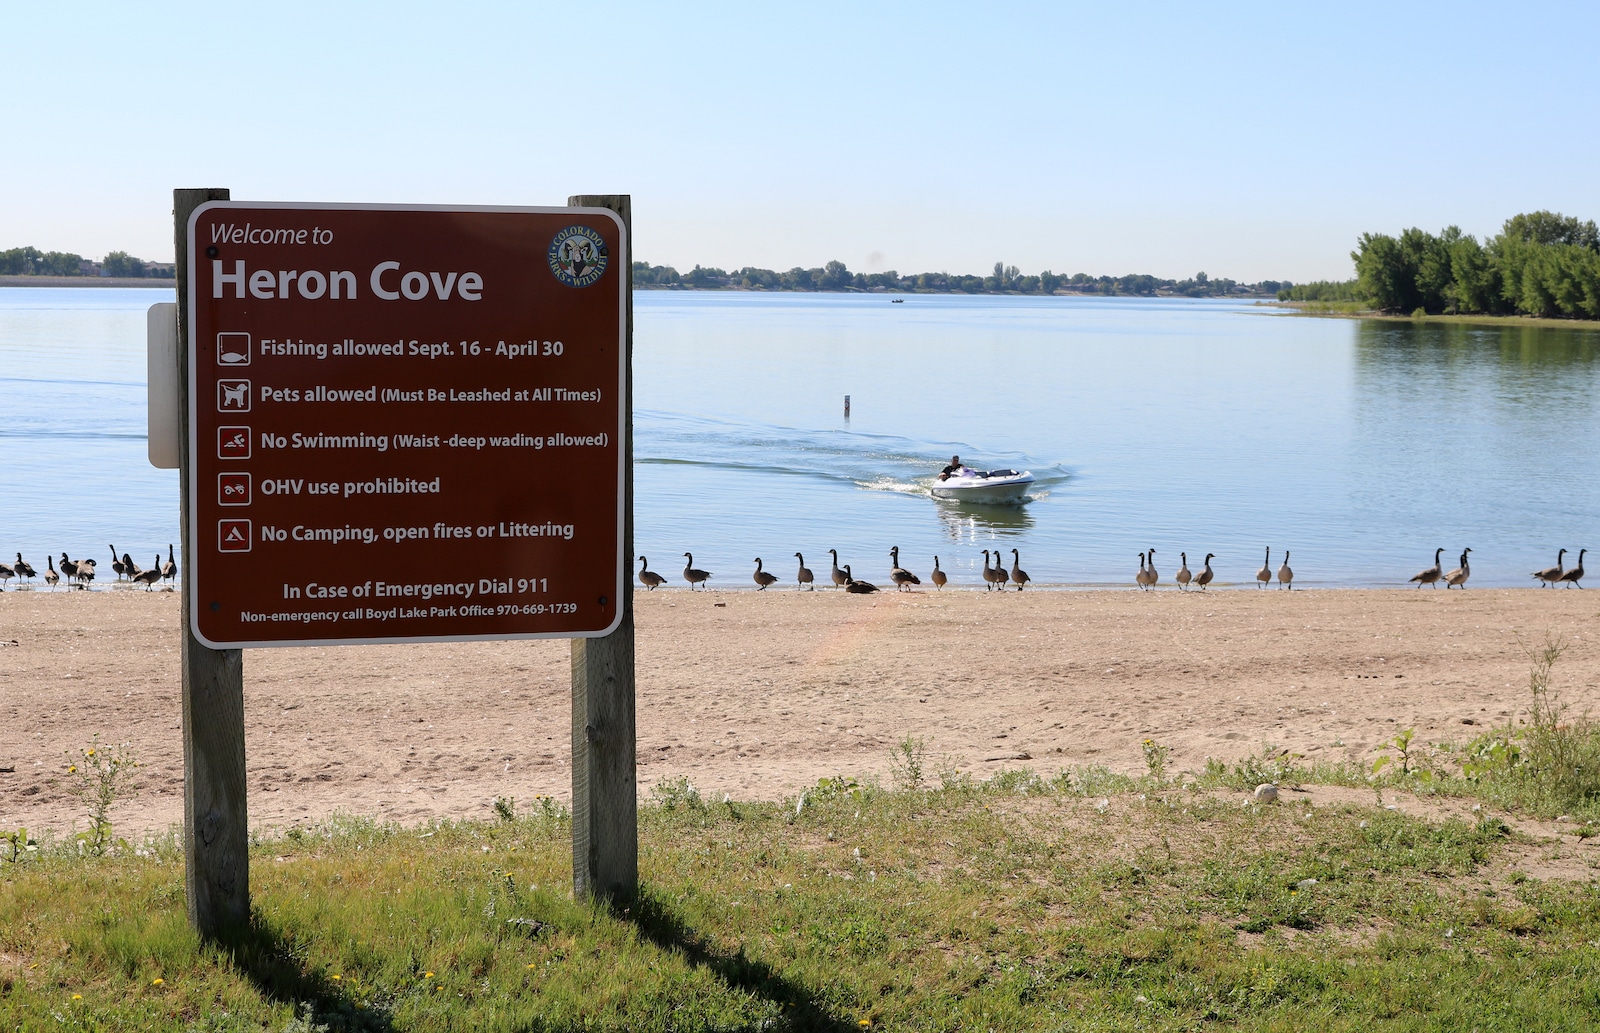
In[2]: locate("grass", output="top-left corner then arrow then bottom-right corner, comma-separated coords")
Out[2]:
5,765 -> 1600,1032
1268,299 -> 1600,329
8,644 -> 1600,1029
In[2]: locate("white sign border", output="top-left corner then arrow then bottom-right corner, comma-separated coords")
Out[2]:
185,200 -> 628,650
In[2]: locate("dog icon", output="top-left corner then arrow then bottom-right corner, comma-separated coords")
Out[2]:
218,379 -> 251,412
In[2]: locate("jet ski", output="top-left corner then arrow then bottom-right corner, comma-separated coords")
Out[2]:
930,465 -> 1035,504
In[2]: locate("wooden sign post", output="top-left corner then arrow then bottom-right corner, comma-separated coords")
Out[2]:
170,189 -> 637,937
569,195 -> 637,902
175,187 -> 249,937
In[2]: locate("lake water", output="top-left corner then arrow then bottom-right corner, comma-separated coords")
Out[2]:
2,287 -> 1596,590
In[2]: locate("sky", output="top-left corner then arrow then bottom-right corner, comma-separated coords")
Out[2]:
3,1 -> 1597,283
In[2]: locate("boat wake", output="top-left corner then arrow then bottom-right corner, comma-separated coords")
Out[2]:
637,409 -> 1069,499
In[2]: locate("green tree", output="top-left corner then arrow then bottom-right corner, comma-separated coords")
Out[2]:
1354,232 -> 1418,312
817,260 -> 851,289
101,251 -> 145,277
1501,210 -> 1600,249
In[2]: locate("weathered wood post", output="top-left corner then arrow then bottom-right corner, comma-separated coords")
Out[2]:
174,187 -> 250,937
568,194 -> 637,902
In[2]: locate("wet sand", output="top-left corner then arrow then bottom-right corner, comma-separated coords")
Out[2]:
2,585 -> 1596,839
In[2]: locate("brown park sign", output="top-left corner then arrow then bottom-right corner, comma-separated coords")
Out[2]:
186,202 -> 626,647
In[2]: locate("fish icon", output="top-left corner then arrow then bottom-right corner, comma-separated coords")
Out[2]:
217,332 -> 251,366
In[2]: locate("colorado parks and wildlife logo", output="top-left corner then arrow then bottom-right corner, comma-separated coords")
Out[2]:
548,225 -> 609,287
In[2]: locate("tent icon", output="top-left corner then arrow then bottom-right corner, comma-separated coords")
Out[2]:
218,519 -> 252,552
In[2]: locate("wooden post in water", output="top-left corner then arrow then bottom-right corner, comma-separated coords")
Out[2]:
174,187 -> 250,937
844,394 -> 850,419
568,194 -> 637,902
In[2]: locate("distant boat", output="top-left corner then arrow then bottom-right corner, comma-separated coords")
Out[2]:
891,298 -> 904,303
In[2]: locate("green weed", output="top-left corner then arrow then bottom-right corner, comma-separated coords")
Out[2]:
63,734 -> 140,856
888,734 -> 926,791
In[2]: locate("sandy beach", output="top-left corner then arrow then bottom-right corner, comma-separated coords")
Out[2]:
2,584 -> 1596,839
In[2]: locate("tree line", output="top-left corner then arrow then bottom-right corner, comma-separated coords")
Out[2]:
634,260 -> 1289,298
1282,211 -> 1600,319
0,246 -> 174,278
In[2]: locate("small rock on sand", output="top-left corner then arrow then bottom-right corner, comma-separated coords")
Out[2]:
1253,783 -> 1280,803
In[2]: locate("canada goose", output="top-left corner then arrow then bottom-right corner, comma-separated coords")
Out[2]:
889,547 -> 921,591
637,556 -> 665,591
109,545 -> 126,580
123,553 -> 140,579
829,549 -> 848,589
59,553 -> 78,584
1256,547 -> 1271,589
753,558 -> 778,590
1009,548 -> 1030,591
1533,549 -> 1566,587
842,564 -> 879,594
931,556 -> 947,590
1175,552 -> 1191,590
1144,548 -> 1159,589
76,561 -> 95,586
1195,553 -> 1215,590
0,560 -> 12,590
1136,552 -> 1156,591
161,545 -> 177,583
1444,548 -> 1471,588
44,555 -> 59,590
1558,548 -> 1586,588
1277,551 -> 1293,590
133,555 -> 163,590
1410,548 -> 1444,589
14,553 -> 35,583
795,552 -> 815,590
682,552 -> 712,590
982,550 -> 1007,591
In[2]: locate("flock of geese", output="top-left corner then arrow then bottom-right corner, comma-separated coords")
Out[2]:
1529,548 -> 1587,589
0,545 -> 177,591
639,548 -> 1030,594
5,542 -> 1583,595
633,545 -> 1589,593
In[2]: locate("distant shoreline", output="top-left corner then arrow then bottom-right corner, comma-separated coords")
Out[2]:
0,275 -> 174,289
0,277 -> 1279,298
1267,300 -> 1600,330
636,284 -> 1280,298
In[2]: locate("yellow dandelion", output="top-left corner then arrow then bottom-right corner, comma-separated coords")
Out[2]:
68,765 -> 77,773
527,963 -> 537,969
86,749 -> 95,757
860,1021 -> 871,1028
436,985 -> 445,992
72,994 -> 82,1000
331,974 -> 341,981
424,971 -> 434,979
151,977 -> 164,986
